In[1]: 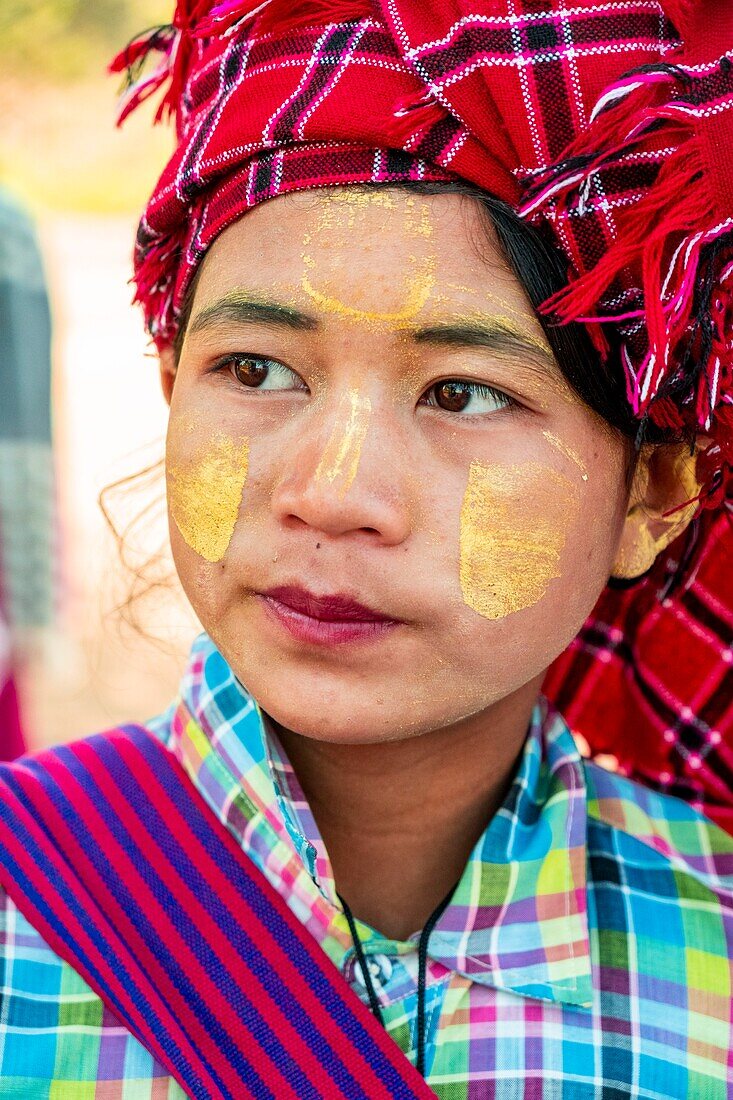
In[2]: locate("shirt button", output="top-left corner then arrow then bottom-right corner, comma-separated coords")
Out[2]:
353,953 -> 393,989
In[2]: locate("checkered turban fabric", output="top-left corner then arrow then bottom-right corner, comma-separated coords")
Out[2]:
543,509 -> 733,833
113,0 -> 733,825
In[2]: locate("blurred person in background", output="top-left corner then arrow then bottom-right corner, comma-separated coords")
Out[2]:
0,186 -> 56,761
0,2 -> 731,1098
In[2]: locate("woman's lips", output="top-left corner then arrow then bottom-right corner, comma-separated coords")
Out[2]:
259,585 -> 401,646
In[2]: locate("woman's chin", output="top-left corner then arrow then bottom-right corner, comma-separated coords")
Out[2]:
253,685 -> 425,746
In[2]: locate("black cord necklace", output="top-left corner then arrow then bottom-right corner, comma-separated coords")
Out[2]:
338,882 -> 457,1078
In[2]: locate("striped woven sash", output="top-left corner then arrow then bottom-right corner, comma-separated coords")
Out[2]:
0,725 -> 436,1100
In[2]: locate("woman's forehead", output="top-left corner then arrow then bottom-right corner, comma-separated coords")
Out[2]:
195,186 -> 542,332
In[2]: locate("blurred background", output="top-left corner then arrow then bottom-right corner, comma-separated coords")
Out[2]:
0,1 -> 201,753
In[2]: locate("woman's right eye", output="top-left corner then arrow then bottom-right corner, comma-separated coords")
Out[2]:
216,354 -> 307,392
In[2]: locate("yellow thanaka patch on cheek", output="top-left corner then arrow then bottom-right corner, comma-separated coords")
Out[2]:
167,422 -> 250,563
459,462 -> 579,620
315,390 -> 372,498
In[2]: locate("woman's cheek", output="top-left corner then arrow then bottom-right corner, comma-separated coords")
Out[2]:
166,414 -> 250,563
459,461 -> 580,621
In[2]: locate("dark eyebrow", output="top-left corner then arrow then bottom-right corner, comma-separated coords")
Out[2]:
187,296 -> 556,374
188,293 -> 320,336
411,319 -> 556,372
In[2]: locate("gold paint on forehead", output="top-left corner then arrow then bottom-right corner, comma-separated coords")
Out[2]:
167,419 -> 249,563
440,283 -> 528,321
542,430 -> 589,481
313,189 -> 433,238
410,201 -> 434,240
315,389 -> 372,498
307,189 -> 395,235
459,461 -> 579,620
301,260 -> 436,327
327,188 -> 398,210
299,190 -> 437,327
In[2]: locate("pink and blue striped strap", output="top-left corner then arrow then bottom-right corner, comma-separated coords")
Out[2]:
0,725 -> 436,1100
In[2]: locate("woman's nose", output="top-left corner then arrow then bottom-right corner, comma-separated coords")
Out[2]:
270,390 -> 412,545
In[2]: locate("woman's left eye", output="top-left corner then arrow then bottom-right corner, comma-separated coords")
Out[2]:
215,354 -> 306,392
422,379 -> 514,415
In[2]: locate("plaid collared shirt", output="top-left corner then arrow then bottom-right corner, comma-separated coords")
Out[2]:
1,632 -> 732,1097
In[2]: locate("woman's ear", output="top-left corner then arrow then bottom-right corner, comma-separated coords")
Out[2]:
159,346 -> 177,407
612,443 -> 704,579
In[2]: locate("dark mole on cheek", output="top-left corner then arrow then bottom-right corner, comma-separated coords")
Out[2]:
316,542 -> 321,549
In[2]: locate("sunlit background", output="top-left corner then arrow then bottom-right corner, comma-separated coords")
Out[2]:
1,1 -> 201,750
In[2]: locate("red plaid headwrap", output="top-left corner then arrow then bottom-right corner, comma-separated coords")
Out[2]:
113,0 -> 733,827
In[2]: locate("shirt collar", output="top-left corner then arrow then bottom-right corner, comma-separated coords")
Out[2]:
427,704 -> 592,1006
169,632 -> 592,1008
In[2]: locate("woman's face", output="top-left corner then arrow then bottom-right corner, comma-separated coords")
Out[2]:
164,188 -> 630,743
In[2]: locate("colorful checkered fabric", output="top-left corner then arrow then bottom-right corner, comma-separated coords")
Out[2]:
1,632 -> 732,1097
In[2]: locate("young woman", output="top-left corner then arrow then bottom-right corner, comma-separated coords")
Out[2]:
0,1 -> 731,1097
